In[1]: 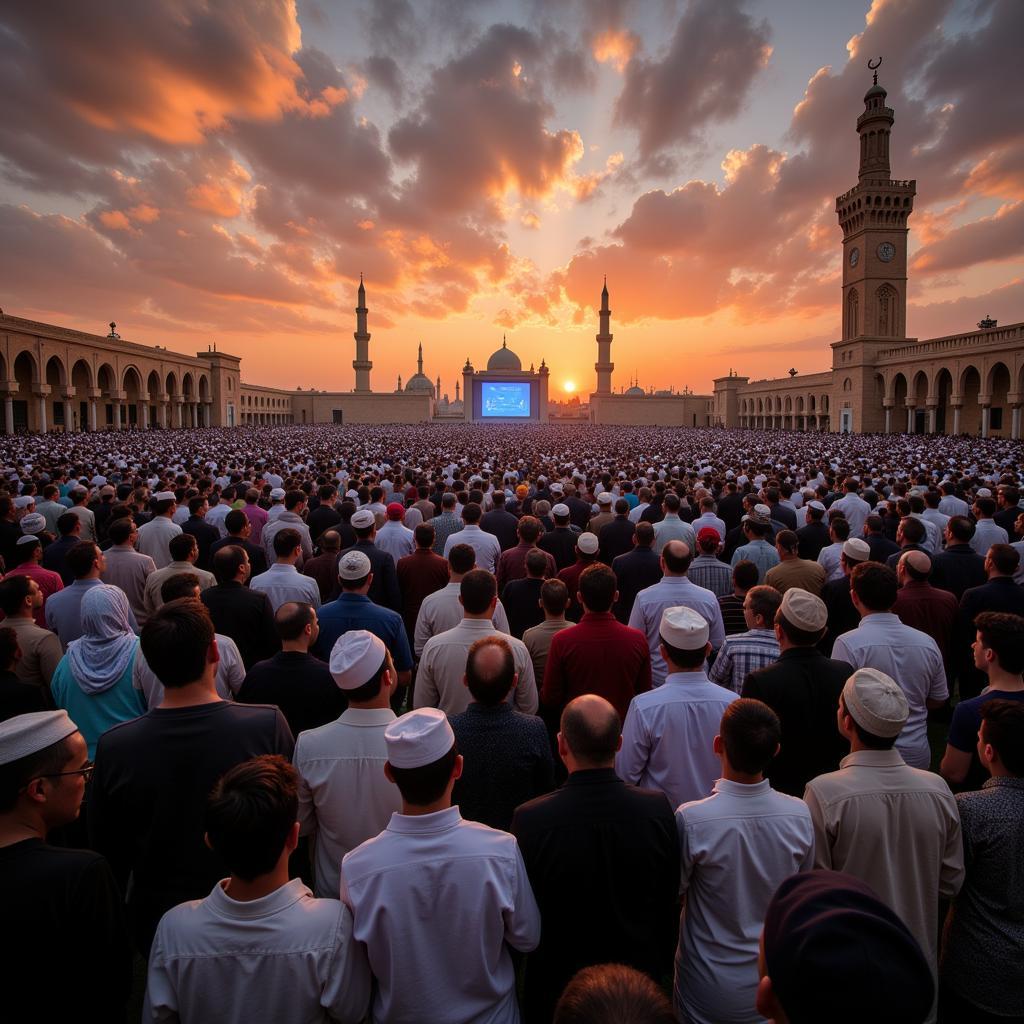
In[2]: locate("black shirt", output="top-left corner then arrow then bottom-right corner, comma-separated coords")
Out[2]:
450,703 -> 553,831
0,669 -> 47,720
0,839 -> 132,1020
501,577 -> 546,639
611,547 -> 662,623
539,527 -> 579,572
201,580 -> 278,669
208,535 -> 268,577
90,700 -> 293,955
237,650 -> 346,737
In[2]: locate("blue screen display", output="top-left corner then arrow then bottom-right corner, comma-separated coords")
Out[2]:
481,382 -> 531,418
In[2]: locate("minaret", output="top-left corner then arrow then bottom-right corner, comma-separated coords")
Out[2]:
417,343 -> 424,375
595,277 -> 613,394
353,274 -> 372,392
436,374 -> 441,399
455,379 -> 460,401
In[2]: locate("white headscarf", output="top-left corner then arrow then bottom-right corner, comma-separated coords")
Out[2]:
67,585 -> 138,694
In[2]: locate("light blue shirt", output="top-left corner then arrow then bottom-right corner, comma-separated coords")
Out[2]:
628,576 -> 725,686
250,563 -> 322,613
730,539 -> 780,584
44,578 -> 140,650
970,518 -> 1008,557
653,515 -> 696,555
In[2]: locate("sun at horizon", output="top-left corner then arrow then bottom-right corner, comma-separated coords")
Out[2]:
563,380 -> 577,394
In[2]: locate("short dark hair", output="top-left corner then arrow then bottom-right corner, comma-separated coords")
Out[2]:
775,529 -> 798,553
285,490 -> 305,511
460,569 -> 497,615
465,636 -> 516,706
272,528 -> 301,558
275,602 -> 315,641
169,533 -> 197,561
206,756 -> 297,882
213,544 -> 248,583
947,515 -> 974,543
140,598 -> 215,689
225,509 -> 247,534
448,543 -> 476,575
975,612 -> 1024,675
975,496 -> 997,518
865,514 -> 884,533
830,518 -> 851,541
720,699 -> 780,774
747,584 -> 782,625
980,699 -> 1024,776
560,698 -> 620,765
899,517 -> 925,545
525,548 -> 548,578
540,578 -> 569,616
850,562 -> 898,612
0,735 -> 76,813
161,572 -> 201,603
517,516 -> 541,543
634,521 -> 654,547
463,502 -> 482,525
56,512 -> 80,536
0,574 -> 33,616
554,964 -> 676,1024
66,541 -> 99,579
662,541 -> 693,574
989,543 -> 1020,576
414,523 -> 435,548
578,563 -> 616,613
188,495 -> 207,516
108,518 -> 135,545
388,745 -> 459,806
732,559 -> 759,591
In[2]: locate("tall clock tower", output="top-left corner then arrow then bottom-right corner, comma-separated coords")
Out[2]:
835,67 -> 915,342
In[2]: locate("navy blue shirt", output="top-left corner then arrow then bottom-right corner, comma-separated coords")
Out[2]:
312,592 -> 413,670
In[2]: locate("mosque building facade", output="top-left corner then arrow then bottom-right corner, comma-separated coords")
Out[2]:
0,66 -> 1021,436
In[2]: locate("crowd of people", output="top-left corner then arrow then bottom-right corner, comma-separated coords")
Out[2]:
0,420 -> 1022,1024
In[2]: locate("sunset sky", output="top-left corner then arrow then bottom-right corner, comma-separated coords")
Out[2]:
1,0 -> 1021,397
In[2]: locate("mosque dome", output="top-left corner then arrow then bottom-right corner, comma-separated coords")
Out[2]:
864,82 -> 887,103
405,343 -> 435,396
487,336 -> 522,372
624,385 -> 645,396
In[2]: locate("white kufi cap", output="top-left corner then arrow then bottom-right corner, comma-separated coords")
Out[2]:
329,630 -> 387,690
385,708 -> 455,769
0,710 -> 79,766
659,606 -> 709,650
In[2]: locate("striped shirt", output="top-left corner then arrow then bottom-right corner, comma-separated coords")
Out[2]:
708,628 -> 780,694
688,555 -> 732,598
718,594 -> 747,636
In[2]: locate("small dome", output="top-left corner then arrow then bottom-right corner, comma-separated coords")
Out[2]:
450,399 -> 464,412
405,373 -> 434,395
864,83 -> 887,102
624,385 -> 644,397
487,337 -> 522,372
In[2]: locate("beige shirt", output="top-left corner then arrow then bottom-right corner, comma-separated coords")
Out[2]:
136,515 -> 183,569
415,617 -> 537,716
804,748 -> 964,1016
102,545 -> 157,624
143,560 -> 216,616
522,617 -> 571,685
7,615 -> 63,694
765,557 -> 827,596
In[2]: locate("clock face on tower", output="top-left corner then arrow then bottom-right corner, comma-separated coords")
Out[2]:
877,242 -> 896,263
849,247 -> 860,268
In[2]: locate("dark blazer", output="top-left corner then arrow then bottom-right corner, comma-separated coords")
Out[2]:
565,496 -> 592,532
796,520 -> 831,562
865,531 -> 900,564
511,768 -> 679,1024
717,491 -> 745,532
306,504 -> 342,543
742,647 -> 853,797
339,539 -> 401,611
237,651 -> 345,737
886,543 -> 927,571
611,546 -> 662,623
769,502 -> 797,530
598,516 -> 636,565
181,516 -> 219,571
994,504 -> 1022,540
539,527 -> 579,572
208,535 -> 268,577
819,576 -> 859,656
480,508 -> 520,551
956,577 -> 1024,699
501,577 -> 545,639
200,581 -> 278,669
931,543 -> 987,600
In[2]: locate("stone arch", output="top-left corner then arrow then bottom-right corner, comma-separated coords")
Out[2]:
987,362 -> 1011,437
959,365 -> 982,435
13,351 -> 38,431
876,284 -> 898,337
122,365 -> 143,427
147,370 -> 162,428
892,372 -> 908,411
934,367 -> 953,434
45,356 -> 68,431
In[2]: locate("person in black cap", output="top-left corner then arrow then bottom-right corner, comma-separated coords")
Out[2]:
757,869 -> 934,1024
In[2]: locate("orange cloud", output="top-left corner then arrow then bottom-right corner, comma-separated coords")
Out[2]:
592,29 -> 638,73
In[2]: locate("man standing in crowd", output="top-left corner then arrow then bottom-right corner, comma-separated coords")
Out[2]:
611,521 -> 661,623
136,491 -> 181,569
819,537 -> 870,655
340,508 -> 401,612
250,528 -> 322,613
497,515 -> 556,592
0,576 -> 62,700
261,490 -> 313,568
209,509 -> 268,578
893,551 -> 957,681
718,560 -> 759,636
396,523 -> 449,647
708,585 -> 782,694
931,517 -> 987,599
143,533 -> 215,617
294,631 -> 402,899
202,546 -> 278,669
512,695 -> 678,1024
481,489 -> 520,551
340,709 -> 541,1023
730,506 -> 779,582
599,498 -> 637,566
766,529 -> 826,595
523,578 -> 572,685
502,548 -> 549,639
444,502 -> 501,574
686,528 -> 732,598
101,517 -> 155,624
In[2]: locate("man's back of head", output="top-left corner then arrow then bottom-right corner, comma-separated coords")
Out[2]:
465,636 -> 516,707
559,694 -> 621,770
140,598 -> 216,693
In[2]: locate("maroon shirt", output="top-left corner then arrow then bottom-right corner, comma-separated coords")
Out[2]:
542,611 -> 651,721
893,579 -> 958,680
497,542 -> 556,593
557,557 -> 598,621
397,547 -> 450,642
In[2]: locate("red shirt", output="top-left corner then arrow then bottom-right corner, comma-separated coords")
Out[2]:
542,611 -> 651,721
396,548 -> 450,641
3,563 -> 64,628
893,579 -> 958,677
557,557 -> 598,620
497,542 -> 556,593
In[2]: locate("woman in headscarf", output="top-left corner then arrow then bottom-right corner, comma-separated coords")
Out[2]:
50,584 -> 144,757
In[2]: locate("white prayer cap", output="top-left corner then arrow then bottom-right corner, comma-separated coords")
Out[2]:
976,487 -> 992,498
270,488 -> 286,500
345,489 -> 359,499
20,513 -> 46,535
597,492 -> 613,505
577,533 -> 599,555
842,668 -> 908,738
550,482 -> 564,494
338,550 -> 372,581
842,538 -> 871,562
779,588 -> 827,633
329,630 -> 386,690
659,606 -> 709,650
16,533 -> 41,547
0,710 -> 79,766
808,500 -> 826,511
14,495 -> 36,509
351,509 -> 376,529
155,491 -> 176,502
385,708 -> 455,769
552,503 -> 570,517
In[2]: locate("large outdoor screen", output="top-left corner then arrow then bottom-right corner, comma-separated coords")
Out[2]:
481,381 -> 532,418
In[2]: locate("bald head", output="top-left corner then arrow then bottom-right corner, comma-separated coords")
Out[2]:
900,549 -> 932,582
661,540 -> 693,575
560,695 -> 621,768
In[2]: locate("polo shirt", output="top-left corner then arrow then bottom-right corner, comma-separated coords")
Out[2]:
312,592 -> 412,670
250,562 -> 322,613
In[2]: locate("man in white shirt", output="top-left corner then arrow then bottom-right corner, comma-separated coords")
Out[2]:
816,518 -> 851,583
444,502 -> 501,574
341,709 -> 540,1024
375,503 -> 416,563
629,541 -> 725,687
828,478 -> 872,537
261,491 -> 313,568
251,527 -> 322,613
144,755 -> 370,1024
652,494 -> 696,555
416,569 -> 537,716
136,492 -> 182,569
414,543 -> 510,657
831,562 -> 947,769
618,606 -> 738,809
675,699 -> 813,1024
204,489 -> 234,539
294,631 -> 402,899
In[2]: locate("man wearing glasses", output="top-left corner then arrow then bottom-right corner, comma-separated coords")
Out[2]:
0,710 -> 131,1019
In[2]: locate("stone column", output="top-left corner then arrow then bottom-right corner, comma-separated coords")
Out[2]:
981,404 -> 991,438
36,394 -> 48,433
141,397 -> 150,429
63,398 -> 73,433
884,406 -> 892,433
177,402 -> 185,428
4,395 -> 13,435
952,404 -> 961,435
906,405 -> 914,433
927,404 -> 937,434
113,401 -> 122,430
89,399 -> 97,431
1012,405 -> 1022,441
205,403 -> 213,427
